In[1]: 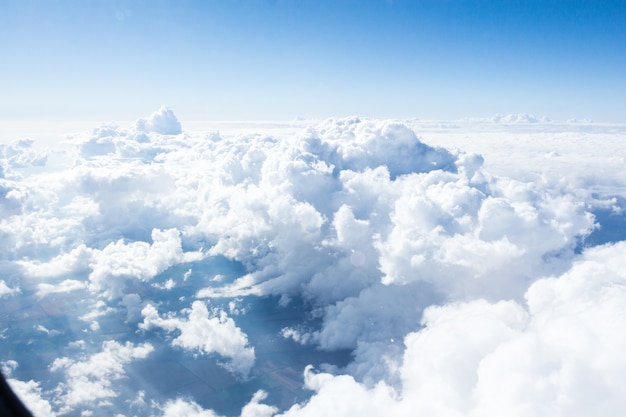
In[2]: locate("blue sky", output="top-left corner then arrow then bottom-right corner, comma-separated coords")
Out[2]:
1,0 -> 625,122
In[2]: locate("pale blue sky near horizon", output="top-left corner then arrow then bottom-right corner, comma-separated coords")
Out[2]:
1,0 -> 625,123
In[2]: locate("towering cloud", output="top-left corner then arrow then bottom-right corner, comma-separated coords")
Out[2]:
135,106 -> 183,135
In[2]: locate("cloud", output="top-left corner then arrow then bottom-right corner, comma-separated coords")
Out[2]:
158,398 -> 222,417
140,300 -> 255,378
50,340 -> 154,414
88,228 -> 203,299
0,139 -> 47,173
177,117 -> 593,387
0,279 -> 20,297
37,279 -> 87,297
155,391 -> 278,417
266,241 -> 626,417
135,106 -> 183,135
19,244 -> 94,279
7,378 -> 56,417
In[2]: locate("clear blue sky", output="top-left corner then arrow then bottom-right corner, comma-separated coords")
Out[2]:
1,0 -> 625,122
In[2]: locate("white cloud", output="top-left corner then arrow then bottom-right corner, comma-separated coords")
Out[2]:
0,139 -> 47,173
268,241 -> 626,417
7,378 -> 56,417
240,391 -> 279,417
135,106 -> 183,135
173,117 -> 594,386
158,398 -> 222,417
20,244 -> 94,279
0,279 -> 20,297
88,228 -> 202,299
50,340 -> 154,414
140,300 -> 255,378
36,279 -> 88,298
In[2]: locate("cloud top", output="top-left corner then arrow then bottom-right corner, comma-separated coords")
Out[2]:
135,106 -> 182,135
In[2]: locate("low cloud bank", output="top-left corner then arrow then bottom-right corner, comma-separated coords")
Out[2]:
1,108 -> 621,416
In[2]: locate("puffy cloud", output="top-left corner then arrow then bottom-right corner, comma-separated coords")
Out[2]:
88,228 -> 203,299
240,390 -> 279,417
269,241 -> 626,417
158,398 -> 222,417
140,300 -> 255,378
0,279 -> 20,297
50,340 -> 154,414
0,111 -> 620,417
0,178 -> 27,218
0,139 -> 47,174
19,244 -> 94,279
36,279 -> 87,298
155,391 -> 277,417
491,113 -> 549,124
7,378 -> 56,417
135,106 -> 183,135
176,117 -> 593,386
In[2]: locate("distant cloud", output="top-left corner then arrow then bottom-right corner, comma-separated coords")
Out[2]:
135,106 -> 183,135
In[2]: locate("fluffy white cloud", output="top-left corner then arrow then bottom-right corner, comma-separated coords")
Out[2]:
88,228 -> 202,299
176,117 -> 593,386
7,378 -> 56,417
50,340 -> 154,414
0,279 -> 20,297
0,139 -> 47,174
267,241 -> 626,417
135,106 -> 183,135
155,391 -> 277,417
158,398 -> 222,417
36,279 -> 87,297
140,300 -> 255,378
19,244 -> 94,278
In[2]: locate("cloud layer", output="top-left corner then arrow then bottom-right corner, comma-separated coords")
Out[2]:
1,109 -> 624,416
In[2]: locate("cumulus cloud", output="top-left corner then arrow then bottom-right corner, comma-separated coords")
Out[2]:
158,398 -> 222,417
173,117 -> 594,386
263,241 -> 626,417
50,340 -> 154,414
88,228 -> 203,299
0,139 -> 47,175
135,106 -> 182,135
0,279 -> 20,297
140,300 -> 255,378
36,278 -> 86,298
7,377 -> 56,417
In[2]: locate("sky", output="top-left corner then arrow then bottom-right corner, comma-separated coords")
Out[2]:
1,0 -> 626,122
2,2 -> 626,416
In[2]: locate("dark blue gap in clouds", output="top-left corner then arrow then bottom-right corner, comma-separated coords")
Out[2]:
131,294 -> 353,417
136,260 -> 353,416
0,254 -> 352,416
583,197 -> 626,249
